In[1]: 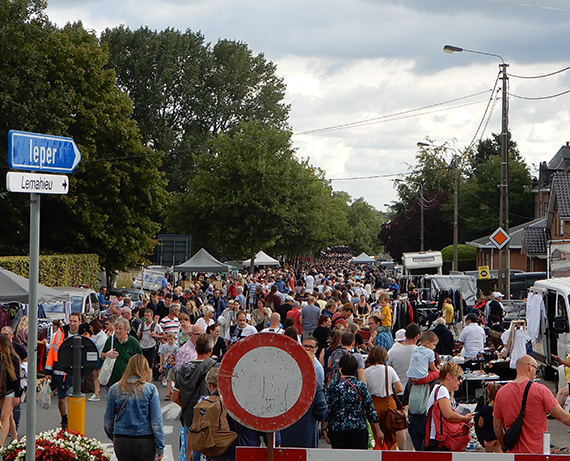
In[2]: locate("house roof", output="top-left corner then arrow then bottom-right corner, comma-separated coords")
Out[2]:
466,217 -> 546,250
522,225 -> 549,256
548,144 -> 570,170
551,173 -> 570,219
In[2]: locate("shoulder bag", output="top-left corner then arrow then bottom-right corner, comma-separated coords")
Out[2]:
503,381 -> 532,451
99,335 -> 116,386
425,385 -> 471,452
384,365 -> 407,431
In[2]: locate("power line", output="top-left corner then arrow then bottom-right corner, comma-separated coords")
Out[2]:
294,90 -> 492,135
510,89 -> 570,100
510,65 -> 570,79
479,0 -> 570,12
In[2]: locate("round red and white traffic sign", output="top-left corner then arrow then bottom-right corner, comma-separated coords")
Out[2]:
218,333 -> 317,432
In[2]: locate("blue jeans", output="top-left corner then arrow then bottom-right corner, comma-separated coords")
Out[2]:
408,415 -> 427,451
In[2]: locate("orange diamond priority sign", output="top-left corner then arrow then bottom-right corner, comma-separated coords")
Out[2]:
489,227 -> 511,249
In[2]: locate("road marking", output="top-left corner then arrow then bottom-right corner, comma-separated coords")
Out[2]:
162,401 -> 181,420
102,443 -> 174,460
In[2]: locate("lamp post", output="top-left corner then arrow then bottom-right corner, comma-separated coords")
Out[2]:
395,179 -> 425,251
417,142 -> 459,272
444,44 -> 510,298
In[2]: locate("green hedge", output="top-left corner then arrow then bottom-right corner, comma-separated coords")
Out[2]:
441,244 -> 477,262
0,254 -> 99,288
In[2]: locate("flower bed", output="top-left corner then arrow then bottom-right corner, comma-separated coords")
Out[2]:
0,428 -> 111,460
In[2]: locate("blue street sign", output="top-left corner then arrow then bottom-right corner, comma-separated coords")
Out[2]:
8,130 -> 81,173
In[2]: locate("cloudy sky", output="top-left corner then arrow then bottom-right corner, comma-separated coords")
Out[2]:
45,0 -> 570,211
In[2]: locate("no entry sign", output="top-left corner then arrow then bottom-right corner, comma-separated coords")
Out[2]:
219,333 -> 316,432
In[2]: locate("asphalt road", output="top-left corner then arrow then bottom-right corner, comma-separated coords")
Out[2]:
18,381 -> 181,460
14,378 -> 570,458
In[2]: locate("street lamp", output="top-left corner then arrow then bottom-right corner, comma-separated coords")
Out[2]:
417,142 -> 459,272
394,178 -> 425,251
444,44 -> 510,298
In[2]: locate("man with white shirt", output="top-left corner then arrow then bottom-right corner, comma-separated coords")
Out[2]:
458,313 -> 486,359
225,311 -> 257,348
261,313 -> 284,334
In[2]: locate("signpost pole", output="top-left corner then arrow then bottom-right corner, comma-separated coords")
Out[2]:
267,432 -> 275,461
26,193 -> 40,460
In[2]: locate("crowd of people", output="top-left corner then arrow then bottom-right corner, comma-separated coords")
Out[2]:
5,254 -> 570,460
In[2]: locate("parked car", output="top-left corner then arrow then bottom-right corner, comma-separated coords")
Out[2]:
41,287 -> 100,320
132,265 -> 172,291
509,272 -> 547,300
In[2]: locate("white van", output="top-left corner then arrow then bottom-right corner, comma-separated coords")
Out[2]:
41,287 -> 100,321
527,277 -> 570,380
132,266 -> 171,291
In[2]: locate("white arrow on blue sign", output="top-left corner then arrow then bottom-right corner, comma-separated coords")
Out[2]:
8,130 -> 81,174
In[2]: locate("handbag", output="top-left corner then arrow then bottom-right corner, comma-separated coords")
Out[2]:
98,335 -> 116,386
383,365 -> 407,432
37,380 -> 51,410
503,381 -> 533,451
426,385 -> 471,452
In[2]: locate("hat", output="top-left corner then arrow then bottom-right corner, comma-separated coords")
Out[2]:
285,295 -> 294,302
466,313 -> 478,322
395,329 -> 406,342
493,292 -> 505,298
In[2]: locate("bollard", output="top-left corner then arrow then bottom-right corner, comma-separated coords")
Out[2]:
68,335 -> 85,434
68,396 -> 85,434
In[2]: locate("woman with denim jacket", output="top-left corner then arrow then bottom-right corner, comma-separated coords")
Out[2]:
104,354 -> 165,461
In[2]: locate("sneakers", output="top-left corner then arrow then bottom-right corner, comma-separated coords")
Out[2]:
88,394 -> 100,402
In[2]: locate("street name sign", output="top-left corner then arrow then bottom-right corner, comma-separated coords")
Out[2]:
6,172 -> 69,194
9,130 -> 81,173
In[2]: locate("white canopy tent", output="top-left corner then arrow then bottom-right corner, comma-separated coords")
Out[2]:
174,248 -> 230,273
351,252 -> 376,264
242,251 -> 280,267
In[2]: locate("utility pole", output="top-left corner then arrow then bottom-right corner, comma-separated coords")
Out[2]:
498,63 -> 510,298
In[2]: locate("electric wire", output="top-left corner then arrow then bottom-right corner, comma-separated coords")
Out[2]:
295,90 -> 492,135
510,65 -> 570,79
509,89 -> 570,100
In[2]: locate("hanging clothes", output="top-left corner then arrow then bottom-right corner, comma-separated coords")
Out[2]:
526,291 -> 546,344
501,322 -> 530,368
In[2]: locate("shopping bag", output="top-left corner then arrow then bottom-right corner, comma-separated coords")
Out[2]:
98,357 -> 116,386
37,381 -> 51,410
98,335 -> 115,386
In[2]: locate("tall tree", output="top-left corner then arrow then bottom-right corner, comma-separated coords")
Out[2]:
102,27 -> 290,192
458,134 -> 533,242
0,2 -> 167,277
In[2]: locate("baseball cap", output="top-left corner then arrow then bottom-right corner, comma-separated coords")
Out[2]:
395,329 -> 406,342
493,292 -> 505,298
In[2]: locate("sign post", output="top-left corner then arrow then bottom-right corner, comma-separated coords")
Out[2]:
219,334 -> 316,461
7,130 -> 80,460
58,335 -> 99,434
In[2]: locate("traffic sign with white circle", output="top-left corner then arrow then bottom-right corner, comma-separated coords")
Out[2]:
218,333 -> 316,432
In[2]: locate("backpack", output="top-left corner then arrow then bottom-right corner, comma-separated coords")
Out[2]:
327,347 -> 349,386
189,395 -> 237,457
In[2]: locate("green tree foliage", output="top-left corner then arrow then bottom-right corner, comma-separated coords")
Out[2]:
163,121 -> 352,260
458,134 -> 533,242
441,244 -> 476,262
0,1 -> 167,278
101,27 -> 290,192
346,198 -> 383,255
379,142 -> 455,261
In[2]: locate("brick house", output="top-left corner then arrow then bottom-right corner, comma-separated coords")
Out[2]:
467,143 -> 570,273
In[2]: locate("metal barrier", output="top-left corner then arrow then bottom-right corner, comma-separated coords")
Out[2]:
236,447 -> 568,461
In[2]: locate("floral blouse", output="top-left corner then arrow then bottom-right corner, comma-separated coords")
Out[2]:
325,376 -> 379,431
